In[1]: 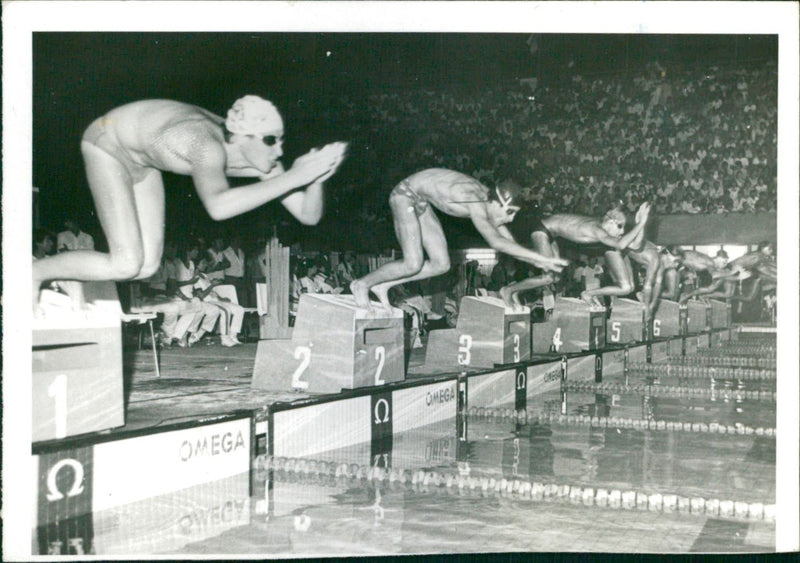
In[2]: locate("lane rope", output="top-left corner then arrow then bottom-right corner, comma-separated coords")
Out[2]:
629,363 -> 776,380
664,356 -> 776,369
463,407 -> 776,436
254,455 -> 776,522
563,380 -> 776,402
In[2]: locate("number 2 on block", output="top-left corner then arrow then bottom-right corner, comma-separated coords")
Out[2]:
291,346 -> 312,390
374,346 -> 386,385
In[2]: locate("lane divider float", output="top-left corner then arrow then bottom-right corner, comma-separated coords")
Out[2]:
254,455 -> 775,522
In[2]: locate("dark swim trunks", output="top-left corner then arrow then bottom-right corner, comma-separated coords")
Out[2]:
508,206 -> 553,247
391,179 -> 430,217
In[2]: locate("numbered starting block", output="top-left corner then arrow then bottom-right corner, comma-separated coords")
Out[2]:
532,297 -> 606,354
32,285 -> 125,442
425,296 -> 530,369
686,299 -> 710,334
606,298 -> 646,345
709,299 -> 731,329
252,294 -> 405,394
652,299 -> 681,338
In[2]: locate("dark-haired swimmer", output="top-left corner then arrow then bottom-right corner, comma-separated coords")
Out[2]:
680,242 -> 776,303
350,169 -> 568,312
670,248 -> 738,304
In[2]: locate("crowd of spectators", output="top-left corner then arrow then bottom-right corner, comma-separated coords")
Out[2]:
318,59 -> 776,234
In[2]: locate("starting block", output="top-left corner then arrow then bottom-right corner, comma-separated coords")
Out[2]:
606,298 -> 646,345
252,294 -> 405,394
424,296 -> 530,368
458,296 -> 530,367
532,297 -> 606,354
709,299 -> 731,329
686,300 -> 710,334
652,299 -> 681,338
32,285 -> 125,442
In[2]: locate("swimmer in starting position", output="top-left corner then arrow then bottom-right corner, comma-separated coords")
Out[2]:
680,241 -> 776,302
498,201 -> 651,309
349,169 -> 568,312
33,95 -> 347,312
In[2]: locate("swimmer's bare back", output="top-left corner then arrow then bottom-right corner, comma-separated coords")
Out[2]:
82,100 -> 227,178
400,168 -> 491,217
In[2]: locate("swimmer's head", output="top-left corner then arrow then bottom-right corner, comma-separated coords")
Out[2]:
757,241 -> 774,256
660,246 -> 682,267
601,205 -> 627,238
226,95 -> 284,136
225,95 -> 285,173
713,249 -> 729,270
488,179 -> 523,225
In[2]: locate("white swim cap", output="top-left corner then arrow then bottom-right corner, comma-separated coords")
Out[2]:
225,95 -> 283,136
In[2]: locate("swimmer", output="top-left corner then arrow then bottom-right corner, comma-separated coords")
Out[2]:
32,95 -> 347,312
622,238 -> 684,321
671,247 -> 739,304
349,169 -> 568,312
648,246 -> 684,305
681,241 -> 776,302
498,201 -> 651,309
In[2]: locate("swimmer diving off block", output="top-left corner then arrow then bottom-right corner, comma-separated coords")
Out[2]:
32,95 -> 347,313
350,168 -> 568,312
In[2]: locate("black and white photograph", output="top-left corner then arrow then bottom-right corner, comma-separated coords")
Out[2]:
3,1 -> 798,559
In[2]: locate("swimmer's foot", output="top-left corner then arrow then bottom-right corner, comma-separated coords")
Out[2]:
371,284 -> 394,314
350,280 -> 373,311
580,291 -> 594,306
33,277 -> 43,316
499,287 -> 515,309
58,280 -> 88,312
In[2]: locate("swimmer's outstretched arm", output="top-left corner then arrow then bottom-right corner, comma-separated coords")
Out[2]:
279,146 -> 347,224
756,263 -> 777,282
680,277 -> 727,302
470,214 -> 567,273
192,143 -> 344,221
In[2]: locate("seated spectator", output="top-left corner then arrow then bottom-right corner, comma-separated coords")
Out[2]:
135,241 -> 201,348
201,235 -> 230,282
33,229 -> 57,259
57,218 -> 94,252
335,251 -> 357,292
171,241 -> 223,347
193,274 -> 246,347
222,235 -> 247,306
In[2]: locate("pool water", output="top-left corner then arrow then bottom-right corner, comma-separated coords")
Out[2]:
46,341 -> 779,556
89,403 -> 776,555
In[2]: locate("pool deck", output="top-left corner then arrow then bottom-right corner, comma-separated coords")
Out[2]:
121,336 -> 463,432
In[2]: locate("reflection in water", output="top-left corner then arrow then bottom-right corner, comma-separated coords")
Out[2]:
42,344 -> 778,556
75,404 -> 775,556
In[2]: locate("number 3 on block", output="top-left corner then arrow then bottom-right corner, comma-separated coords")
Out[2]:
457,334 -> 472,366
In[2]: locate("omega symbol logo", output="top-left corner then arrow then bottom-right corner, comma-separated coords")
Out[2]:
374,398 -> 390,424
46,458 -> 85,501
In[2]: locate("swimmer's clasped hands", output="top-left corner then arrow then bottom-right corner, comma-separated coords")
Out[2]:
635,202 -> 651,225
290,141 -> 349,185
